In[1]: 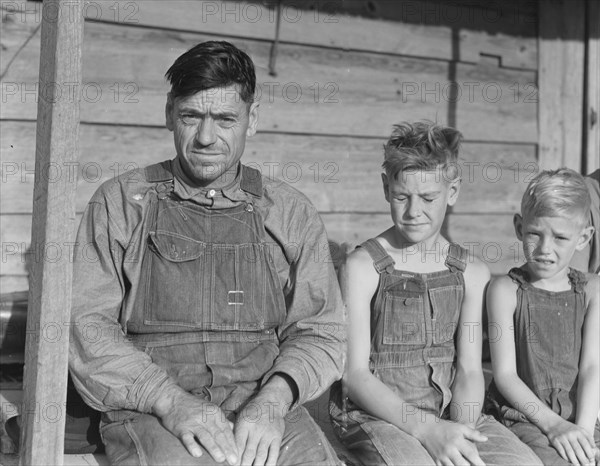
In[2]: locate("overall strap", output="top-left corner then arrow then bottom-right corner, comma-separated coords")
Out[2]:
444,243 -> 467,273
567,267 -> 588,293
359,239 -> 395,274
508,267 -> 530,289
240,164 -> 263,197
145,160 -> 173,182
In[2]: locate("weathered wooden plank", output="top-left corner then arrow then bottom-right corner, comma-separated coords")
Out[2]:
584,0 -> 600,174
0,3 -> 41,77
2,1 -> 276,40
1,211 -> 525,283
90,0 -> 276,39
538,0 -> 585,171
19,0 -> 82,464
4,0 -> 537,69
279,0 -> 537,70
1,121 -> 537,214
0,21 -> 538,141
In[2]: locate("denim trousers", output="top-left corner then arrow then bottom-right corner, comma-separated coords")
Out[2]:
333,413 -> 542,466
100,406 -> 341,465
509,420 -> 600,466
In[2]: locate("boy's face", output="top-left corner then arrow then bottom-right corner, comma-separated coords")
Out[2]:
514,213 -> 594,280
382,169 -> 460,246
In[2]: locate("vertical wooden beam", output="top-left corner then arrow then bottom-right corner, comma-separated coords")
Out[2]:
584,0 -> 600,174
538,0 -> 585,171
19,1 -> 83,465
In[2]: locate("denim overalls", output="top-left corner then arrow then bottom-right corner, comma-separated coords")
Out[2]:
485,267 -> 600,465
329,241 -> 544,466
331,238 -> 467,427
487,267 -> 588,424
124,161 -> 287,415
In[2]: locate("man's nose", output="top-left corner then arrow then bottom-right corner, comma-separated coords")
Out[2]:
196,119 -> 217,146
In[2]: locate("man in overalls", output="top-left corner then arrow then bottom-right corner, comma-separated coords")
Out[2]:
69,41 -> 345,465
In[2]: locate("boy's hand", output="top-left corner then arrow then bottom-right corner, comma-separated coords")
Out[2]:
545,419 -> 597,465
414,419 -> 487,465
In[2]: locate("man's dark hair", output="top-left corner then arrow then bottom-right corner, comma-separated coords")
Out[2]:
165,41 -> 256,103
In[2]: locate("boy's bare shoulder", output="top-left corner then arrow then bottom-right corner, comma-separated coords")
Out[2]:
345,246 -> 374,269
488,274 -> 518,294
341,246 -> 379,293
463,254 -> 491,284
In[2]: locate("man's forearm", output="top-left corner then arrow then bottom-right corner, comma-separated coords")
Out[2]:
253,373 -> 296,417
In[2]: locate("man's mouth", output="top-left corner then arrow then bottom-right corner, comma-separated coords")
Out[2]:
191,151 -> 220,156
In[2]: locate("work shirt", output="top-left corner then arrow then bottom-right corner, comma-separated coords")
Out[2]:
69,159 -> 345,417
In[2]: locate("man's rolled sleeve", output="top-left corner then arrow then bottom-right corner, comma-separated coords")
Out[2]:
69,191 -> 174,413
263,202 -> 345,408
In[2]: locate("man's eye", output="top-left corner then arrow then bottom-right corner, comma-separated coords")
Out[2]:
219,118 -> 236,127
180,114 -> 200,124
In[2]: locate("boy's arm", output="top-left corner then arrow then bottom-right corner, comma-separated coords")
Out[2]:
488,276 -> 596,465
575,276 -> 600,435
450,257 -> 489,427
342,247 -> 485,466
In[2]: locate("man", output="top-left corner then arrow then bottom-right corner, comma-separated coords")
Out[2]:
69,41 -> 344,465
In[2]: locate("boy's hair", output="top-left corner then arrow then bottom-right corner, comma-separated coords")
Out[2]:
165,41 -> 256,103
521,168 -> 591,224
382,121 -> 463,181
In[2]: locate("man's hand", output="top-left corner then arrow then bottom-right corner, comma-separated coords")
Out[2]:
545,418 -> 597,466
234,374 -> 295,466
414,419 -> 487,466
235,400 -> 285,466
153,388 -> 238,465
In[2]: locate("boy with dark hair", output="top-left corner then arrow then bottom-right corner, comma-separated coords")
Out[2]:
69,41 -> 345,466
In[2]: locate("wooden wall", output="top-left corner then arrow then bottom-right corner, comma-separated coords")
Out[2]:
1,0 -> 546,292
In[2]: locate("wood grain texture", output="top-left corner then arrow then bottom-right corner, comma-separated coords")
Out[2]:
279,0 -> 537,69
18,1 -> 83,464
537,0 -> 585,171
3,0 -> 536,68
1,21 -> 537,141
0,3 -> 41,77
584,0 -> 600,174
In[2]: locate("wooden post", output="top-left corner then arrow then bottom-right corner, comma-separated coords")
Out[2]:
538,0 -> 585,171
584,0 -> 600,174
19,1 -> 83,465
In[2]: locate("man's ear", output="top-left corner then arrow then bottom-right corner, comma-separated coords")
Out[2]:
165,93 -> 175,131
246,102 -> 259,137
576,225 -> 595,251
514,214 -> 524,240
381,173 -> 390,203
446,178 -> 461,206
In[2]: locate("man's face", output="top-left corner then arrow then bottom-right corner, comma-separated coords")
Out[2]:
382,168 -> 460,247
165,85 -> 259,188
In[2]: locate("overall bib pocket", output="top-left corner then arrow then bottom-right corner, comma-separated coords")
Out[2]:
429,285 -> 463,344
382,291 -> 426,345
